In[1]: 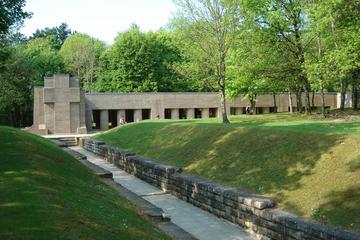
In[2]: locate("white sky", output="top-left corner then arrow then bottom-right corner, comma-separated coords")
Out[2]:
20,0 -> 176,44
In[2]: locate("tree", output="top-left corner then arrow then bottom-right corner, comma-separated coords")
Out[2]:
306,0 -> 360,110
241,0 -> 314,114
23,36 -> 64,86
96,27 -> 186,92
31,23 -> 74,49
227,20 -> 291,113
0,44 -> 34,127
172,0 -> 241,123
60,33 -> 105,92
0,0 -> 31,34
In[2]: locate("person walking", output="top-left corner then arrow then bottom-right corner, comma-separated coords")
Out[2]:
119,116 -> 126,125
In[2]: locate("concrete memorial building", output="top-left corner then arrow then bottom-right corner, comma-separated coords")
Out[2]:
30,74 -> 341,135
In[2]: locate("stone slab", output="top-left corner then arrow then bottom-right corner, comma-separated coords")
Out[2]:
71,146 -> 254,240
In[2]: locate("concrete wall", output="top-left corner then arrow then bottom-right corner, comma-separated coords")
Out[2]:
85,92 -> 338,115
31,75 -> 343,135
81,139 -> 359,240
31,74 -> 87,135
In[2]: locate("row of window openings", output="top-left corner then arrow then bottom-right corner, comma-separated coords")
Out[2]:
92,106 -> 330,129
91,108 -> 218,129
229,106 -> 331,115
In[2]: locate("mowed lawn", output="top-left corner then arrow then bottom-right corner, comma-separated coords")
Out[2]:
0,126 -> 170,240
96,113 -> 360,233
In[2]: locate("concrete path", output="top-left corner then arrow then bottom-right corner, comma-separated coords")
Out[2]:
70,146 -> 254,240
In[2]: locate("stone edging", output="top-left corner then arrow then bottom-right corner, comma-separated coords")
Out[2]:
80,138 -> 360,240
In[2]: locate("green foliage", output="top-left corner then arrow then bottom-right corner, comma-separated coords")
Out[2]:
227,29 -> 288,100
60,33 -> 105,92
30,23 -> 74,49
0,126 -> 170,239
0,45 -> 33,127
0,33 -> 64,127
96,27 -> 185,92
0,0 -> 31,34
22,36 -> 64,86
96,114 -> 360,233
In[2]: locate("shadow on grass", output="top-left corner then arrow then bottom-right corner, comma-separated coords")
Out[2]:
313,186 -> 360,233
99,121 -> 345,193
98,120 -> 360,232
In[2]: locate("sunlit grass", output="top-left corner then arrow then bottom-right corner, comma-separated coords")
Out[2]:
0,126 -> 170,240
96,113 -> 360,233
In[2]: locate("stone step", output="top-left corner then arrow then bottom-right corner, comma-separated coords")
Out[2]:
53,137 -> 77,147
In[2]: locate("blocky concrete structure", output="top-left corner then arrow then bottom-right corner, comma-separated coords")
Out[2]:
30,74 -> 342,135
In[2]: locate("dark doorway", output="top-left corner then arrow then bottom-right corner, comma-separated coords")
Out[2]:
142,109 -> 151,120
270,107 -> 277,113
195,108 -> 202,118
179,109 -> 187,119
92,110 -> 100,129
108,110 -> 117,128
230,107 -> 236,115
126,109 -> 134,123
256,107 -> 263,114
209,108 -> 217,118
164,109 -> 172,119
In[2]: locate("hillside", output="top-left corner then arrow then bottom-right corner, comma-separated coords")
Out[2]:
95,113 -> 360,233
0,126 -> 170,240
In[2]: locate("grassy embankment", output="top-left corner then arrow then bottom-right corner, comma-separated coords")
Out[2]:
96,113 -> 360,233
0,126 -> 170,240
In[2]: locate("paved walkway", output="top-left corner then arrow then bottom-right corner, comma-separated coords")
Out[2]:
70,146 -> 254,240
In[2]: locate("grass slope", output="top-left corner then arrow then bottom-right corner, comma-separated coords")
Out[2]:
96,113 -> 360,233
0,126 -> 170,240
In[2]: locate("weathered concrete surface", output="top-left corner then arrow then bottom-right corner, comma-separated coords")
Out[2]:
30,75 -> 343,135
81,139 -> 360,240
70,146 -> 254,240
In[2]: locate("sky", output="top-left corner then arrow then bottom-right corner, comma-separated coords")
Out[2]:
20,0 -> 177,44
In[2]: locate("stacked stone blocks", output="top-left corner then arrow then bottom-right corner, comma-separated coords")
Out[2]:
80,138 -> 359,240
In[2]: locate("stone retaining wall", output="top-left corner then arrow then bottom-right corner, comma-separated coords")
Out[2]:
81,138 -> 359,240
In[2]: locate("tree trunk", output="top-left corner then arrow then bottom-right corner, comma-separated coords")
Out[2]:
303,78 -> 311,114
352,82 -> 358,110
340,79 -> 347,110
295,89 -> 303,113
220,87 -> 230,123
273,92 -> 277,113
288,90 -> 293,113
312,91 -> 315,108
320,82 -> 326,118
218,44 -> 229,124
250,97 -> 256,115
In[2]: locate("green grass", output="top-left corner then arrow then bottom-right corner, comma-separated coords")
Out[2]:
95,113 -> 360,233
0,126 -> 170,240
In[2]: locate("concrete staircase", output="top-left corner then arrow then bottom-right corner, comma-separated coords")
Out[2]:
53,137 -> 78,147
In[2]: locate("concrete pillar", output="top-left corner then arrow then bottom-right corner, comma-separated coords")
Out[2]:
151,108 -> 165,119
217,108 -> 221,118
235,108 -> 243,115
278,105 -> 288,113
100,110 -> 109,131
201,108 -> 209,119
226,105 -> 231,116
134,109 -> 142,122
85,109 -> 93,130
186,108 -> 195,119
217,106 -> 230,118
117,110 -> 125,124
171,109 -> 179,119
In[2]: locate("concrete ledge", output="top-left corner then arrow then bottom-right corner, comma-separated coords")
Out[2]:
51,139 -> 68,147
100,180 -> 197,240
81,138 -> 360,240
65,144 -> 196,240
78,159 -> 113,179
63,147 -> 87,160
